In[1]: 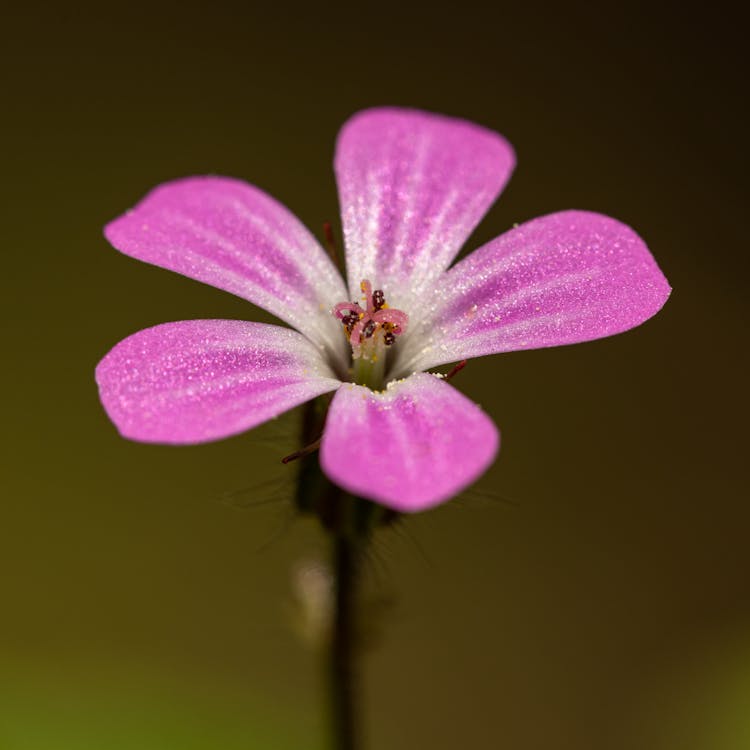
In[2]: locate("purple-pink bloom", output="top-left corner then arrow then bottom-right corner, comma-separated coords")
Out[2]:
96,107 -> 670,512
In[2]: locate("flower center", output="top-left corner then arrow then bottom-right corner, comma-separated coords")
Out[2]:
332,279 -> 408,389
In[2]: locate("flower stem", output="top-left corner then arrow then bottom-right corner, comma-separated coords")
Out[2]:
330,530 -> 363,750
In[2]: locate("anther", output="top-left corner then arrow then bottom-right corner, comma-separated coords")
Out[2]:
332,279 -> 408,357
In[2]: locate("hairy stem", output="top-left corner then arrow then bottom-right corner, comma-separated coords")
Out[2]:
330,531 -> 362,750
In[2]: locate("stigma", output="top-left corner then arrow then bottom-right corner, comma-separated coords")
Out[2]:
332,280 -> 408,361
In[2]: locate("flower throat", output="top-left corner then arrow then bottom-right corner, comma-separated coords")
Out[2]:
332,279 -> 408,390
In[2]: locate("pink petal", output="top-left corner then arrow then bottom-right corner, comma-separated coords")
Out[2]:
104,177 -> 349,369
393,211 -> 671,374
320,374 -> 499,512
334,107 -> 515,309
96,320 -> 341,444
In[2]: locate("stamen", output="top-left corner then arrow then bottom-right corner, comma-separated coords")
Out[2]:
332,279 -> 409,365
372,308 -> 408,333
338,314 -> 352,333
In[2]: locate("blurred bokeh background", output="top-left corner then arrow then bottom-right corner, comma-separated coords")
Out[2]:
2,2 -> 747,748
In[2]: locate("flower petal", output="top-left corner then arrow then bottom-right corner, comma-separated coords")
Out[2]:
104,177 -> 349,369
393,211 -> 671,374
334,107 -> 515,308
320,373 -> 499,512
96,320 -> 341,444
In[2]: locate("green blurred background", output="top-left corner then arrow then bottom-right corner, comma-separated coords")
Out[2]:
2,2 -> 747,748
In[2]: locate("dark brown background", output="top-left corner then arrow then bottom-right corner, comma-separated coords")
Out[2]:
2,2 -> 747,748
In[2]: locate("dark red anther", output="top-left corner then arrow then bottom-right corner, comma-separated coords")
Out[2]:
332,279 -> 409,355
340,313 -> 357,333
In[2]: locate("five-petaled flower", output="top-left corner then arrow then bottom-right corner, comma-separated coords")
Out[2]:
95,107 -> 670,512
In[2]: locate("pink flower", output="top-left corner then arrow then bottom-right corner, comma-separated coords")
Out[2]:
96,108 -> 670,512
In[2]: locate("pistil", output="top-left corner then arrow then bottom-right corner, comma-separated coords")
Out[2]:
332,280 -> 408,390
